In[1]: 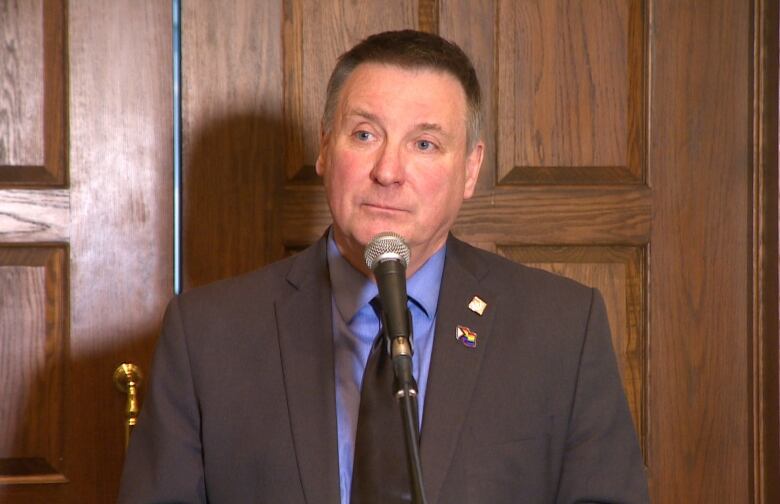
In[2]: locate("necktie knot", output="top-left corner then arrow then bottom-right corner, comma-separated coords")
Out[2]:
369,296 -> 382,315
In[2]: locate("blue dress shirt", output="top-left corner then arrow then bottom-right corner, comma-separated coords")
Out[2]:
327,233 -> 445,504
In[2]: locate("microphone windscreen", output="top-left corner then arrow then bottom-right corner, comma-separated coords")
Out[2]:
363,232 -> 411,271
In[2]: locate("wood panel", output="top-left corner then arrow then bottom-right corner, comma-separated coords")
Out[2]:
497,245 -> 645,446
648,0 -> 751,501
66,0 -> 173,497
280,185 -> 652,247
497,0 -> 644,184
0,0 -> 66,186
0,0 -> 43,166
182,0 -> 284,289
0,246 -> 67,485
440,0 -> 496,190
0,189 -> 68,242
0,1 -> 174,502
753,1 -> 779,501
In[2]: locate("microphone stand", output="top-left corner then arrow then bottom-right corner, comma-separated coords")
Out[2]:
369,242 -> 428,504
387,311 -> 429,504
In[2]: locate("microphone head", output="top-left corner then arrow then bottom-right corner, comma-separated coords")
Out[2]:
363,232 -> 411,271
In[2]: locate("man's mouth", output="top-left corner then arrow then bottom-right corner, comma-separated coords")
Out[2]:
362,202 -> 407,213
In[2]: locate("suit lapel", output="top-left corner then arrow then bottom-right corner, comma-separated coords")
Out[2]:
275,238 -> 340,504
420,237 -> 497,504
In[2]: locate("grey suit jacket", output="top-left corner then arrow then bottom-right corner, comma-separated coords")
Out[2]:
118,235 -> 649,503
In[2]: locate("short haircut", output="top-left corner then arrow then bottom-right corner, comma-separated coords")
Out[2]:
322,29 -> 482,150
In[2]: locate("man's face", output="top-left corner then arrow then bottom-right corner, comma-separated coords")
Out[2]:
316,63 -> 484,275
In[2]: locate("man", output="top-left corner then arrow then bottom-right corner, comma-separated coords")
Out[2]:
119,30 -> 648,503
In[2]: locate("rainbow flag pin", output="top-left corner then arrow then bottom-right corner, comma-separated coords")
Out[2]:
456,325 -> 478,348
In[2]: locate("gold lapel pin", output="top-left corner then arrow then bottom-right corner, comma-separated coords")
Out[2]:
456,325 -> 478,348
468,295 -> 487,316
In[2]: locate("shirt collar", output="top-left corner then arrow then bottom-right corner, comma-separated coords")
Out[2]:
327,229 -> 446,323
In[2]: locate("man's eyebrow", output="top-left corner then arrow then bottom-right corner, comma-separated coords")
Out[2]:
416,122 -> 443,133
345,108 -> 381,123
416,122 -> 453,139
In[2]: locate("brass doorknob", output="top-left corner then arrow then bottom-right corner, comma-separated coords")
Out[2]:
113,363 -> 143,449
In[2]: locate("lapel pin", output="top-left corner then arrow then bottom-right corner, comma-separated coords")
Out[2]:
468,295 -> 487,316
456,325 -> 478,348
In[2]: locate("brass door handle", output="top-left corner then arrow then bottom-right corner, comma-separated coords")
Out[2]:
113,363 -> 143,449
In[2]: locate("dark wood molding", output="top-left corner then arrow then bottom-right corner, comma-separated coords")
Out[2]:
752,0 -> 779,502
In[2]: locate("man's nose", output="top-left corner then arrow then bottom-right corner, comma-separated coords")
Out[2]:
370,144 -> 405,186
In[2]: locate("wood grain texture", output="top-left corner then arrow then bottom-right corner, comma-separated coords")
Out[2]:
40,0 -> 67,186
281,185 -> 651,247
648,0 -> 751,501
752,0 -> 779,501
279,185 -> 331,248
0,0 -> 67,186
5,0 -> 175,501
183,0 -> 284,289
456,187 -> 650,244
283,0 -> 306,181
2,1 -> 172,500
0,246 -> 67,485
0,0 -> 44,167
497,0 -> 643,184
417,0 -> 438,33
440,0 -> 496,191
0,189 -> 68,241
497,245 -> 645,449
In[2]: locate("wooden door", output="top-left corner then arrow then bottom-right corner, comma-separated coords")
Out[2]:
0,1 -> 172,502
182,1 -> 778,502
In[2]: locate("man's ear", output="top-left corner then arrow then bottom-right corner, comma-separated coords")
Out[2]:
315,123 -> 329,176
463,141 -> 484,199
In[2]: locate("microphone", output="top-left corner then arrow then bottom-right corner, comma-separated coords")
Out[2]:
363,232 -> 416,394
364,233 -> 429,504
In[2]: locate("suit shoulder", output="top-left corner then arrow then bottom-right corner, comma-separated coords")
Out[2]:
172,253 -> 298,317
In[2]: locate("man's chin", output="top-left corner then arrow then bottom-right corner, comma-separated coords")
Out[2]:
357,226 -> 413,245
334,221 -> 415,252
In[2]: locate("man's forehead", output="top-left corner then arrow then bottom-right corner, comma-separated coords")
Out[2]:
335,63 -> 468,129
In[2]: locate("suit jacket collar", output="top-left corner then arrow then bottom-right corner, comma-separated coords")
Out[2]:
276,236 -> 341,504
420,234 -> 497,504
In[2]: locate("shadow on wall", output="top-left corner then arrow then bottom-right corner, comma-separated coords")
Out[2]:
183,111 -> 289,290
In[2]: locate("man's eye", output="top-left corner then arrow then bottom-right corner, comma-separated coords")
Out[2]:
355,131 -> 373,141
417,140 -> 436,151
